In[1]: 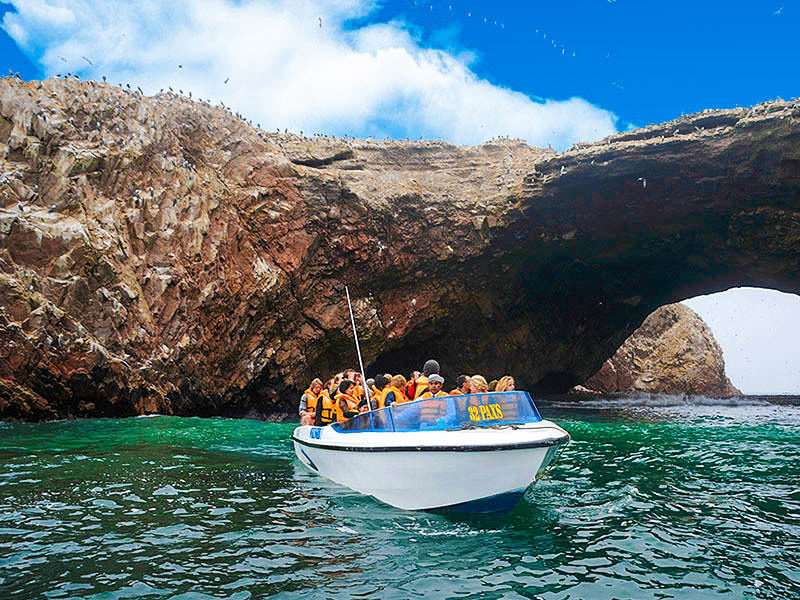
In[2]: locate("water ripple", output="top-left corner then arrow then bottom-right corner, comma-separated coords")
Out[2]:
0,407 -> 798,598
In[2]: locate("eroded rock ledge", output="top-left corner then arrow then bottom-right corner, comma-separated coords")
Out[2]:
579,303 -> 740,397
0,78 -> 798,420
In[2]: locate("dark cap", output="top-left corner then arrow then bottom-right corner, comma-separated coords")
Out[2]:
422,359 -> 440,376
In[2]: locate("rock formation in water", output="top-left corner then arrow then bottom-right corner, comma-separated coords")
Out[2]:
578,303 -> 741,397
0,77 -> 798,420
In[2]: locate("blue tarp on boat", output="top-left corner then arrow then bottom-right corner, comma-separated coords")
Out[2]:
332,391 -> 542,433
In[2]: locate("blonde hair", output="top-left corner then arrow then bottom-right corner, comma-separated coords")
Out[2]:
391,374 -> 407,390
310,378 -> 323,389
496,375 -> 514,392
470,375 -> 488,393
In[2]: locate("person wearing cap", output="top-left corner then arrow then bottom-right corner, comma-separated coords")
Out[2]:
419,374 -> 447,399
413,359 -> 440,400
419,374 -> 449,424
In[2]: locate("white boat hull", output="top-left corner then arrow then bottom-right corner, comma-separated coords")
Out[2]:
292,421 -> 568,512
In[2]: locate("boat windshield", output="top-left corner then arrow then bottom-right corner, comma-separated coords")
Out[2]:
332,391 -> 543,433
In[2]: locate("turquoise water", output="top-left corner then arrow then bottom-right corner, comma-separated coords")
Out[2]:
1,401 -> 799,599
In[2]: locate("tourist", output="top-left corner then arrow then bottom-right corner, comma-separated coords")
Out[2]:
470,375 -> 489,393
352,372 -> 365,399
419,374 -> 450,424
406,370 -> 420,399
371,375 -> 390,409
419,374 -> 447,399
366,378 -> 379,398
313,385 -> 337,426
391,374 -> 409,403
335,380 -> 361,422
449,375 -> 470,395
496,376 -> 515,392
382,375 -> 407,406
299,378 -> 323,425
413,359 -> 440,400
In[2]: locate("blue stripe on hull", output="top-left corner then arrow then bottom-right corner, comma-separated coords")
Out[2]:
432,488 -> 527,514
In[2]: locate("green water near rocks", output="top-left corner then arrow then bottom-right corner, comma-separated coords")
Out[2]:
1,401 -> 799,599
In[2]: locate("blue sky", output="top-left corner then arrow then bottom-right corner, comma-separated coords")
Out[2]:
1,0 -> 799,392
357,1 -> 799,128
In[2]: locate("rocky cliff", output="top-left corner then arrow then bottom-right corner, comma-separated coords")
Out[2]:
580,303 -> 741,397
1,77 -> 798,420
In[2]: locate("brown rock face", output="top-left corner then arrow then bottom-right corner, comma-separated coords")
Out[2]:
581,304 -> 741,397
0,77 -> 798,420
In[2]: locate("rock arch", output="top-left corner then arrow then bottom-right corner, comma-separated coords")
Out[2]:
0,78 -> 798,418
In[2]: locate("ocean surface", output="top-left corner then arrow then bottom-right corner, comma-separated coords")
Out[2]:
1,398 -> 799,599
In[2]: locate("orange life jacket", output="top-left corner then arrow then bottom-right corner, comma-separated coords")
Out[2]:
316,390 -> 336,424
335,392 -> 360,422
419,390 -> 447,400
353,384 -> 364,399
419,392 -> 448,422
413,375 -> 429,400
380,386 -> 406,406
448,389 -> 464,395
369,389 -> 387,410
304,388 -> 319,413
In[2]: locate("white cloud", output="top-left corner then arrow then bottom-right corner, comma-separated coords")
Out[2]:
2,0 -> 619,147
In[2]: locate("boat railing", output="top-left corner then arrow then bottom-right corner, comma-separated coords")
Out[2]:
332,391 -> 543,433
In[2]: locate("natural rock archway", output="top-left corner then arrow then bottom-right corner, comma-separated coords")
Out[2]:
0,77 -> 798,420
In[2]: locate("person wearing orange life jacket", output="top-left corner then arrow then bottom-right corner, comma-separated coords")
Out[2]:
366,378 -> 380,399
352,372 -> 366,401
313,386 -> 338,425
372,374 -> 403,408
390,374 -> 410,404
413,359 -> 440,400
299,378 -> 323,425
419,374 -> 449,423
448,375 -> 471,396
419,374 -> 447,400
369,375 -> 390,409
334,380 -> 361,422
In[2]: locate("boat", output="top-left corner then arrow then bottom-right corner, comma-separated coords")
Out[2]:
292,390 -> 570,513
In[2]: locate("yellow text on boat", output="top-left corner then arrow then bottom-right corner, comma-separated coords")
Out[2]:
467,404 -> 504,422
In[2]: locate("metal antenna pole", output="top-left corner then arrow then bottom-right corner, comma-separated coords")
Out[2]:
345,286 -> 372,411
